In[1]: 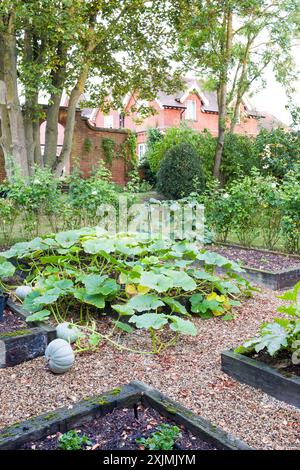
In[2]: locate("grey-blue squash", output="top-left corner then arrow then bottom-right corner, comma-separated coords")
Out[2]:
45,339 -> 75,374
15,285 -> 32,300
56,322 -> 79,344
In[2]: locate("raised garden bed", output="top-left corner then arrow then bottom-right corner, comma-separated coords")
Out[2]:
211,244 -> 300,290
0,299 -> 55,368
0,381 -> 252,451
221,350 -> 300,409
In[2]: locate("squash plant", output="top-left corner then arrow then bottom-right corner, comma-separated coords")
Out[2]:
236,281 -> 300,357
0,228 -> 252,354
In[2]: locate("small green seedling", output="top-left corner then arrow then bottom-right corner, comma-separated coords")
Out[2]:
136,423 -> 182,450
58,430 -> 92,450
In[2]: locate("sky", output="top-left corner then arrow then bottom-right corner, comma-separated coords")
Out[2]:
251,46 -> 300,126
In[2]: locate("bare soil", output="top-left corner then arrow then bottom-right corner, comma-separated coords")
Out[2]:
0,308 -> 27,336
211,244 -> 300,272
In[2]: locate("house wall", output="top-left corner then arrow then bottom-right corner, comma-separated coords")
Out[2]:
126,92 -> 259,144
94,108 -> 120,129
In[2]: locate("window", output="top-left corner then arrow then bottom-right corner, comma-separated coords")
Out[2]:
185,100 -> 197,120
138,143 -> 146,160
103,115 -> 114,128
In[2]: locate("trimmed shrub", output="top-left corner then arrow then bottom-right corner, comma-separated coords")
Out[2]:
156,142 -> 205,199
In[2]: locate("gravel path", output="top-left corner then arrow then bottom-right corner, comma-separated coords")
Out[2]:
1,289 -> 300,450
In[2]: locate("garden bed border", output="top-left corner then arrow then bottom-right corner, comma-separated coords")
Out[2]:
214,243 -> 300,290
221,350 -> 300,409
0,299 -> 56,368
0,381 -> 252,450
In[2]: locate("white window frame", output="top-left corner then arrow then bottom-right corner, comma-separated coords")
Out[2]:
185,100 -> 197,120
138,143 -> 146,160
103,114 -> 114,128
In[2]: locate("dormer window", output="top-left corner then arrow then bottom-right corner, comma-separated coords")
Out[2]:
185,100 -> 197,120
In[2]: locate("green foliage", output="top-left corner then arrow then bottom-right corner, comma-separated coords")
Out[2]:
256,129 -> 300,180
0,229 -> 251,354
236,282 -> 300,357
146,126 -> 264,186
83,138 -> 93,153
137,424 -> 182,450
156,143 -> 205,199
147,125 -> 215,181
126,168 -> 152,193
58,430 -> 92,451
102,138 -> 115,165
280,170 -> 300,253
201,169 -> 300,251
221,133 -> 260,186
118,132 -> 138,168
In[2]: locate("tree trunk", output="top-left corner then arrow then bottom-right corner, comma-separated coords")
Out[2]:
44,43 -> 67,168
214,85 -> 227,179
44,93 -> 63,168
1,15 -> 29,177
54,66 -> 89,176
213,7 -> 233,180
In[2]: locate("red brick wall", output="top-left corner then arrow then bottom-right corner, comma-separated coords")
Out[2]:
68,110 -> 129,185
0,108 -> 130,184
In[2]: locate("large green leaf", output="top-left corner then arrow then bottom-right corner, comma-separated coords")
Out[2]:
113,320 -> 134,333
127,294 -> 164,312
0,261 -> 16,278
55,230 -> 80,248
82,238 -> 115,254
167,316 -> 197,336
162,297 -> 188,315
74,288 -> 105,309
160,269 -> 197,291
112,303 -> 135,316
129,313 -> 168,330
82,274 -> 108,295
26,309 -> 51,323
244,323 -> 289,356
23,291 -> 44,313
140,271 -> 173,293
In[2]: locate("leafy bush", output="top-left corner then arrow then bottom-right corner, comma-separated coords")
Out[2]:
236,281 -> 300,357
0,165 -> 134,241
221,133 -> 259,186
147,125 -> 215,182
255,128 -> 300,180
0,229 -> 252,354
201,170 -> 290,250
156,143 -> 205,199
280,170 -> 300,253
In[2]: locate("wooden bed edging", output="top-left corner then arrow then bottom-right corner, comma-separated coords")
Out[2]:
221,350 -> 300,409
0,381 -> 252,450
0,299 -> 56,368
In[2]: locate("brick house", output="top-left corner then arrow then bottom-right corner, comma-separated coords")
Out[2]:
91,79 -> 265,160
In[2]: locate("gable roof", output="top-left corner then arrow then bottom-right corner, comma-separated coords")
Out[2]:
257,113 -> 288,131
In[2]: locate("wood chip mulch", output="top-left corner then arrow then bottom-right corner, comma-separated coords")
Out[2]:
1,288 -> 300,450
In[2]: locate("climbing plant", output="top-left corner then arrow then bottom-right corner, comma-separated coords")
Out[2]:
102,138 -> 115,165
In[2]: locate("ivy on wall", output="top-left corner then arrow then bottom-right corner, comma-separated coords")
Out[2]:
118,131 -> 138,169
83,137 -> 93,153
102,137 -> 115,165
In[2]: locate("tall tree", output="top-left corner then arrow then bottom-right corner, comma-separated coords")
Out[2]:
176,0 -> 300,180
0,0 -> 183,178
